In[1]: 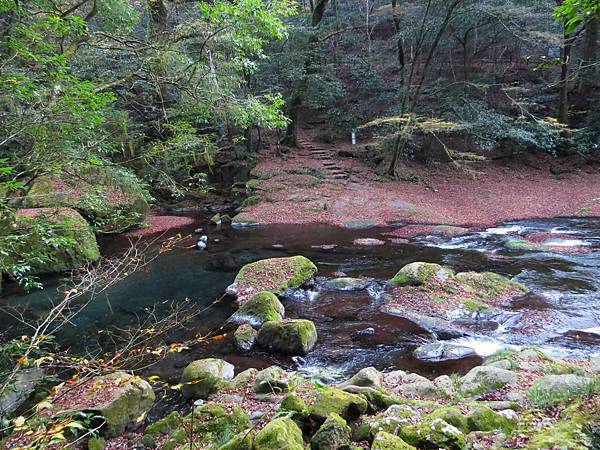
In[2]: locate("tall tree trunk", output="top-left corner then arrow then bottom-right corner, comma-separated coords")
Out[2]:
312,0 -> 330,27
558,29 -> 573,124
282,95 -> 302,146
581,18 -> 598,92
148,0 -> 167,37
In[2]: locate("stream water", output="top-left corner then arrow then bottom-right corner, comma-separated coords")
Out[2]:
2,214 -> 600,385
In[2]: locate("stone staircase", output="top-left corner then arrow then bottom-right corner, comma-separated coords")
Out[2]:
297,139 -> 349,181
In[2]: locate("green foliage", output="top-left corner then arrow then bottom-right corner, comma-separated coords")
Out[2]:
555,0 -> 600,34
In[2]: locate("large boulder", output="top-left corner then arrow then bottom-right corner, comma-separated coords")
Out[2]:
24,167 -> 149,233
311,413 -> 351,450
256,319 -> 318,355
227,256 -> 317,304
254,417 -> 304,450
229,291 -> 285,327
310,387 -> 368,421
389,262 -> 454,287
3,208 -> 100,275
180,358 -> 234,400
459,365 -> 518,396
50,372 -> 155,438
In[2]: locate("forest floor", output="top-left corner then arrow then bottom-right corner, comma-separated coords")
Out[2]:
241,131 -> 600,228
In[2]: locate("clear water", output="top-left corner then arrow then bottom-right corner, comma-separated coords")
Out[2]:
2,215 -> 600,383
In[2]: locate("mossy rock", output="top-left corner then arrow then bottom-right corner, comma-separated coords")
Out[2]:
51,372 -> 155,438
227,368 -> 258,390
254,417 -> 304,450
241,195 -> 262,207
355,404 -> 417,442
465,406 -> 517,434
230,291 -> 285,327
459,365 -> 518,397
228,256 -> 317,304
529,413 -> 599,450
256,319 -> 318,355
87,437 -> 106,450
231,212 -> 259,228
527,374 -> 599,409
310,387 -> 368,422
210,213 -> 222,225
340,385 -> 400,412
5,208 -> 100,275
428,407 -> 469,434
455,271 -> 527,301
400,418 -> 466,450
311,413 -> 351,450
158,404 -> 251,450
180,358 -> 235,400
279,393 -> 307,413
24,167 -> 149,233
389,262 -> 454,287
371,431 -> 416,450
504,239 -> 544,251
234,324 -> 257,352
253,366 -> 290,394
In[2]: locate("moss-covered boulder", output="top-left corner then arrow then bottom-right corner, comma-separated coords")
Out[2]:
389,262 -> 454,287
143,404 -> 251,450
529,413 -> 599,450
24,167 -> 149,233
181,358 -> 235,400
527,374 -> 599,408
227,256 -> 317,304
253,366 -> 290,394
50,372 -> 155,438
454,271 -> 527,301
311,413 -> 351,450
465,406 -> 517,434
231,212 -> 259,228
459,365 -> 518,396
4,208 -> 100,275
310,387 -> 368,421
256,319 -> 318,355
280,393 -> 307,413
354,404 -> 418,442
400,418 -> 466,450
339,367 -> 383,389
228,368 -> 259,390
234,324 -> 258,352
371,431 -> 416,450
229,291 -> 285,327
253,417 -> 304,450
428,407 -> 469,434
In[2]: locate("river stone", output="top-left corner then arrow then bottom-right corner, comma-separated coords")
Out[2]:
527,374 -> 598,407
433,375 -> 456,397
51,371 -> 155,438
466,405 -> 517,433
0,368 -> 44,415
227,255 -> 317,304
234,324 -> 257,352
229,368 -> 258,390
324,277 -> 369,291
229,291 -> 285,327
340,385 -> 400,412
459,366 -> 518,396
413,342 -> 477,362
311,412 -> 351,450
310,387 -> 369,421
371,431 -> 416,450
256,319 -> 318,355
389,262 -> 454,287
181,358 -> 235,400
254,417 -> 304,450
339,367 -> 383,389
400,418 -> 466,450
253,366 -> 290,394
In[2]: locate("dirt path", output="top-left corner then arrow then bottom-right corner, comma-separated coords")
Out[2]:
239,133 -> 600,228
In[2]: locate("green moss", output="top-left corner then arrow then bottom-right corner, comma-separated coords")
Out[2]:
455,271 -> 527,301
310,387 -> 368,421
233,324 -> 257,352
505,239 -> 543,251
371,431 -> 416,450
210,213 -> 222,224
463,298 -> 494,313
389,262 -> 454,287
400,418 -> 466,450
242,195 -> 262,207
144,411 -> 181,437
279,394 -> 307,412
529,413 -> 599,450
466,406 -> 516,434
256,319 -> 318,355
527,375 -> 600,409
545,362 -> 585,376
87,437 -> 106,450
245,179 -> 260,190
428,407 -> 469,433
231,291 -> 284,327
253,417 -> 303,450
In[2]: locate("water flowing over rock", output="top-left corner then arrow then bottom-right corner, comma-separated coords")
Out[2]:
413,342 -> 477,362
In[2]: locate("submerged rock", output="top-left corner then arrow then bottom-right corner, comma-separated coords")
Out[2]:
229,291 -> 285,327
227,255 -> 317,304
324,277 -> 369,291
50,371 -> 155,438
180,358 -> 234,400
353,238 -> 385,246
256,319 -> 318,355
254,417 -> 304,450
413,342 -> 477,362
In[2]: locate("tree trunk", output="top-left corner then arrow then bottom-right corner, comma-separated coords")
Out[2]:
282,95 -> 302,146
558,30 -> 573,124
148,0 -> 167,37
312,0 -> 330,27
581,18 -> 598,91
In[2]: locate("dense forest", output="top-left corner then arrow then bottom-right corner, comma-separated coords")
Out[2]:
0,1 -> 600,449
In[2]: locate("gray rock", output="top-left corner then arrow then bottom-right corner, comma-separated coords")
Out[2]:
311,413 -> 351,450
253,366 -> 290,394
324,277 -> 369,291
590,357 -> 600,374
459,366 -> 517,396
414,342 -> 476,362
339,367 -> 383,389
434,375 -> 456,397
0,368 -> 44,414
234,324 -> 257,352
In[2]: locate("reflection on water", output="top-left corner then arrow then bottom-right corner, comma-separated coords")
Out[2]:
2,215 -> 600,380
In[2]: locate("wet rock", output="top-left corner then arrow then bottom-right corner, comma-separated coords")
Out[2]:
504,239 -> 544,251
229,291 -> 285,327
389,262 -> 454,287
50,371 -> 155,438
351,327 -> 376,340
339,367 -> 383,389
324,277 -> 369,291
311,244 -> 338,252
227,255 -> 317,304
180,358 -> 234,400
371,431 -> 416,450
253,366 -> 290,394
310,387 -> 369,421
233,324 -> 257,352
254,417 -> 304,450
413,342 -> 477,362
256,319 -> 318,355
311,413 -> 351,450
353,238 -> 385,246
231,213 -> 259,228
459,366 -> 517,396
